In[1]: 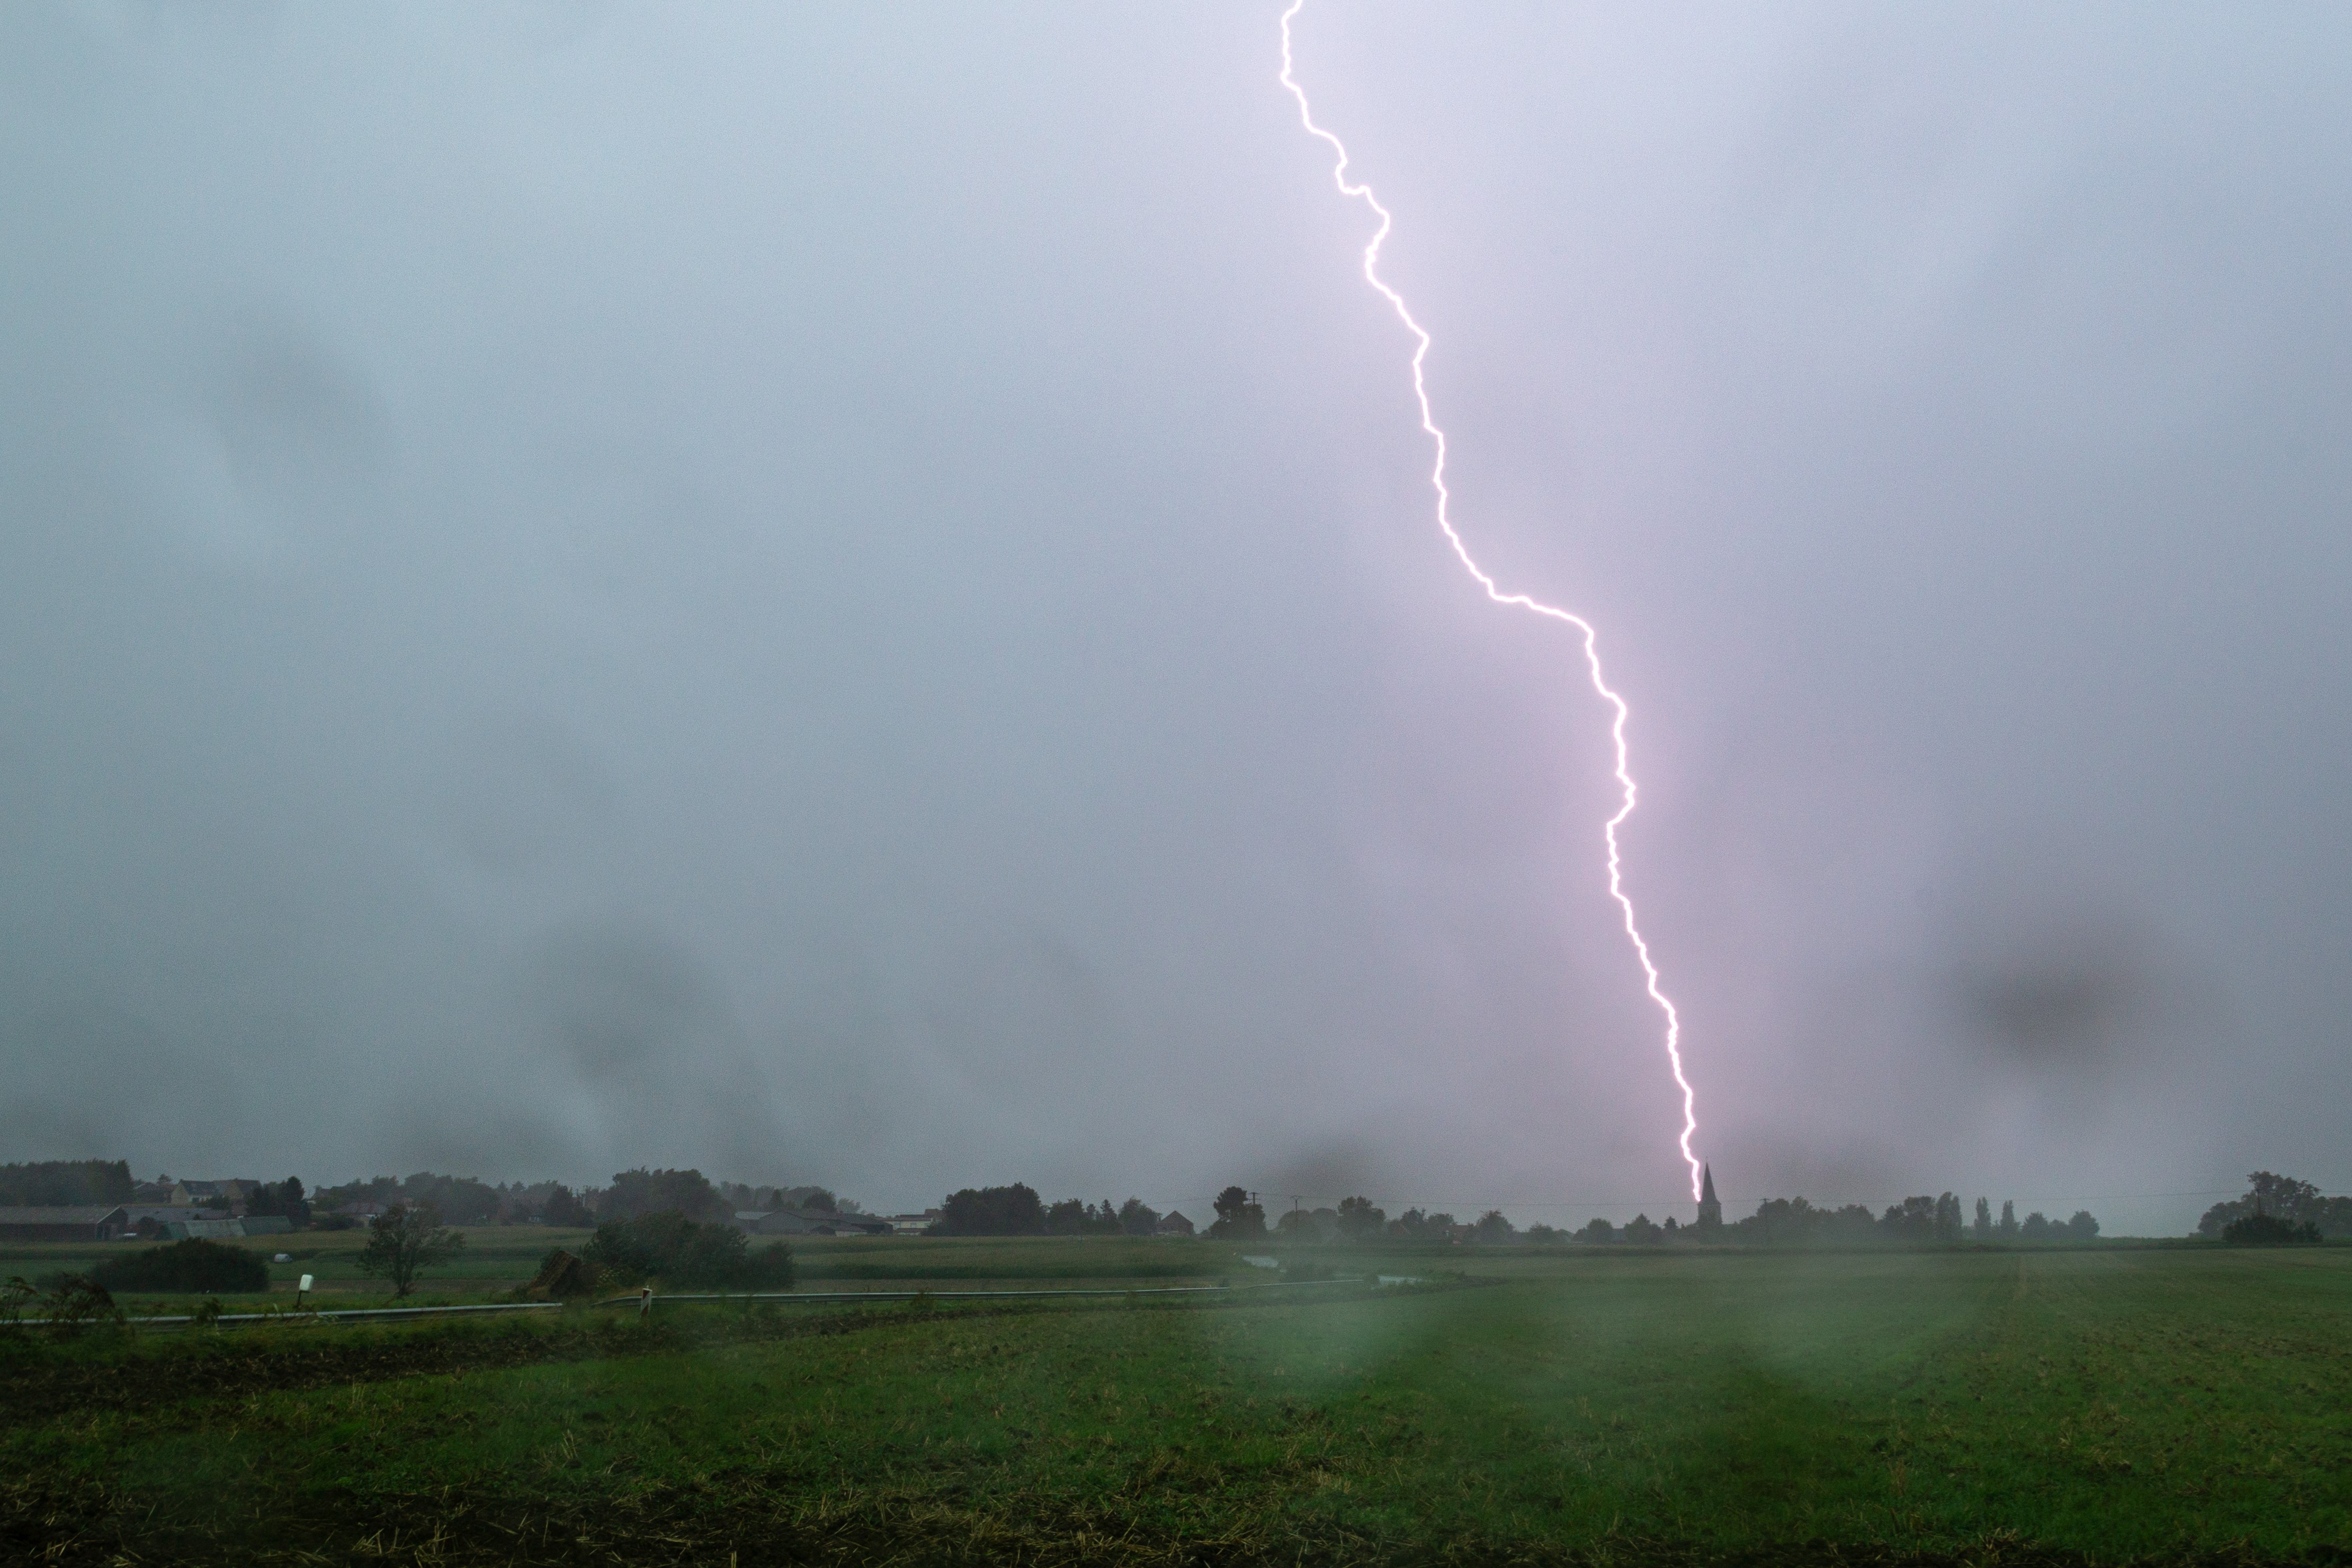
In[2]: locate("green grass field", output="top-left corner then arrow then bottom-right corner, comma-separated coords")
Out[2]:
5,1241 -> 2347,1565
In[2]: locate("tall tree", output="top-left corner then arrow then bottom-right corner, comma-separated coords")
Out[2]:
541,1185 -> 591,1229
245,1177 -> 311,1227
1974,1197 -> 1992,1241
356,1203 -> 464,1298
1335,1196 -> 1385,1241
1209,1186 -> 1265,1240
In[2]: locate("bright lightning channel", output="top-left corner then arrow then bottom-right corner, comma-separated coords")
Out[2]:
1278,0 -> 1703,1199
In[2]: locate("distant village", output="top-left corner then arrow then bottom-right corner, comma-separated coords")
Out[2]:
0,1160 -> 970,1246
0,1157 -> 2233,1248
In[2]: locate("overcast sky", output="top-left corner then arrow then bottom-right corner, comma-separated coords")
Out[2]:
4,3 -> 2347,1233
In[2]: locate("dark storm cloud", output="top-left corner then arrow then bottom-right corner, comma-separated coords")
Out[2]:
3,3 -> 2346,1233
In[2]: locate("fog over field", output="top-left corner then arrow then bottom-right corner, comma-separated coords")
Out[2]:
3,4 -> 2347,1235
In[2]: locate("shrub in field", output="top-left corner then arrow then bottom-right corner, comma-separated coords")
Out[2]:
526,1249 -> 601,1299
2222,1212 -> 2321,1245
584,1211 -> 793,1289
2,1274 -> 123,1338
90,1239 -> 270,1294
43,1275 -> 122,1335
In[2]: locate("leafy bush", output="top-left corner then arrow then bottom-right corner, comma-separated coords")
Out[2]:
526,1248 -> 601,1299
2,1273 -> 124,1337
43,1275 -> 122,1334
90,1239 -> 270,1294
583,1211 -> 793,1289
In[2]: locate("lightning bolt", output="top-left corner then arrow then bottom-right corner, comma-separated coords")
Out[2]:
1278,1 -> 1702,1199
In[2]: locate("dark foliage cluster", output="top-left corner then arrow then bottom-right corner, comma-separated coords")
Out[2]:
0,1160 -> 135,1207
2198,1172 -> 2351,1239
581,1211 -> 794,1289
598,1169 -> 731,1224
242,1177 -> 310,1227
929,1186 -> 1172,1238
90,1239 -> 270,1295
933,1183 -> 1047,1235
1387,1207 -> 1464,1240
2221,1211 -> 2322,1246
1209,1186 -> 1265,1240
316,1172 -> 504,1226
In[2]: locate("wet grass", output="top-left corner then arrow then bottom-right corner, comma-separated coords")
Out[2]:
4,1246 -> 2347,1565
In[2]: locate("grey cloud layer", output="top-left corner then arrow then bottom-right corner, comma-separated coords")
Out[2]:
3,4 -> 2345,1233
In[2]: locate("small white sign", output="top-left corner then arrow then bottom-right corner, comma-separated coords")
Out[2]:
298,1274 -> 314,1293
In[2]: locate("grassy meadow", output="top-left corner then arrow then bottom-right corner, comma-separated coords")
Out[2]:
5,1241 -> 2348,1564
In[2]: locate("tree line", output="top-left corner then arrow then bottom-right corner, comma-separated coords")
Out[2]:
2197,1173 -> 2346,1243
929,1185 -> 1192,1237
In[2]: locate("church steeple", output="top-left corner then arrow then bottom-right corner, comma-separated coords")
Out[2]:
1696,1163 -> 1722,1229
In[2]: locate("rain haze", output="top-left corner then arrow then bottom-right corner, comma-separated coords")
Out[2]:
4,3 -> 2347,1237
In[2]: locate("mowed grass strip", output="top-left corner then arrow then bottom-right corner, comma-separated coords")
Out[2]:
6,1247 -> 2348,1565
